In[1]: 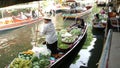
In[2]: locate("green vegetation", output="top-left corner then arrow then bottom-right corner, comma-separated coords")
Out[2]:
62,36 -> 77,44
31,56 -> 50,68
10,55 -> 50,68
82,3 -> 101,49
57,31 -> 70,49
82,26 -> 93,49
9,58 -> 32,68
58,43 -> 69,49
70,28 -> 81,36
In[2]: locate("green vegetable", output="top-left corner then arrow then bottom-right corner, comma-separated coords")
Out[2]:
33,65 -> 40,68
59,29 -> 67,34
61,35 -> 78,43
33,62 -> 39,66
18,52 -> 33,60
58,43 -> 69,49
70,28 -> 81,36
31,56 -> 39,62
9,58 -> 32,68
31,55 -> 50,68
39,59 -> 50,68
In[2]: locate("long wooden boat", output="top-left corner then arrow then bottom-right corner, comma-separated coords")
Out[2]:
97,1 -> 106,7
50,23 -> 87,68
0,17 -> 42,31
62,6 -> 93,19
8,19 -> 87,68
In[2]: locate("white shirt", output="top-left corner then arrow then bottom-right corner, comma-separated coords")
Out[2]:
41,21 -> 57,44
20,14 -> 27,19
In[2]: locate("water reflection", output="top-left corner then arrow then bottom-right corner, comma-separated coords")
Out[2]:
70,38 -> 96,68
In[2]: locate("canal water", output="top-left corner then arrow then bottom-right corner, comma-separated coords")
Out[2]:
0,20 -> 42,67
70,28 -> 105,68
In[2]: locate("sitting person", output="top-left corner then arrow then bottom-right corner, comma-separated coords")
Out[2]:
13,12 -> 27,20
32,10 -> 37,18
92,13 -> 100,23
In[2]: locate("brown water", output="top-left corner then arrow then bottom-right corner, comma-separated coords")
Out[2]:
0,21 -> 42,67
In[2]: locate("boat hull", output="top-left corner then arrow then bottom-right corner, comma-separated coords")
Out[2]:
0,18 -> 42,31
62,7 -> 93,19
50,25 -> 87,68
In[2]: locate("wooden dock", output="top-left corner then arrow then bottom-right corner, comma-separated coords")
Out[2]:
108,32 -> 120,68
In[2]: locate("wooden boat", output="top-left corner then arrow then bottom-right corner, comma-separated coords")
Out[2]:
50,20 -> 87,68
8,18 -> 87,68
62,6 -> 93,19
0,17 -> 42,31
97,1 -> 106,7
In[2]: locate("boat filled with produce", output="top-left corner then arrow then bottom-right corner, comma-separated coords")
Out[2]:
8,17 -> 87,68
9,46 -> 51,68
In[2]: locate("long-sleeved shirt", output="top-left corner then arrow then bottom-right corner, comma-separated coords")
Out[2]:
41,21 -> 57,44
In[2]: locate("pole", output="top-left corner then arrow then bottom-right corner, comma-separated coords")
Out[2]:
34,1 -> 41,47
1,10 -> 4,18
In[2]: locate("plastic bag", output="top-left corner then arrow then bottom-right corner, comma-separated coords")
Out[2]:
32,45 -> 51,58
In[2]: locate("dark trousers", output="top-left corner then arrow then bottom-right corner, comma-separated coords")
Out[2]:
47,41 -> 59,54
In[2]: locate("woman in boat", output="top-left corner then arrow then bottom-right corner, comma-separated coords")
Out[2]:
13,12 -> 27,20
100,8 -> 105,14
32,10 -> 37,18
92,13 -> 100,23
40,16 -> 61,58
12,12 -> 28,23
18,12 -> 27,20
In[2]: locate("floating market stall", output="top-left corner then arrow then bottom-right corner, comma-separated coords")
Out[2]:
60,1 -> 93,19
5,1 -> 88,68
44,0 -> 93,19
8,18 -> 87,68
62,6 -> 92,19
50,22 -> 87,68
0,3 -> 43,31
